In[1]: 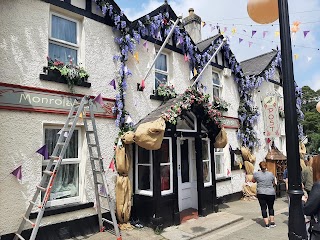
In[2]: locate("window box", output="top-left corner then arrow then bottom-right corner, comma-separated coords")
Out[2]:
40,67 -> 91,88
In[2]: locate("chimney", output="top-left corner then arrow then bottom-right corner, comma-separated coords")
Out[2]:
183,8 -> 202,43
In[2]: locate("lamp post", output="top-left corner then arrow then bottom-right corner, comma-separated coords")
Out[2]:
247,0 -> 307,238
278,0 -> 307,239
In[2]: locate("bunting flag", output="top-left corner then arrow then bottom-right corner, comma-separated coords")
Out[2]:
94,93 -> 104,106
291,21 -> 301,33
99,185 -> 106,195
157,31 -> 162,41
11,166 -> 22,180
293,54 -> 299,60
79,112 -> 83,119
143,40 -> 148,51
307,57 -> 312,62
239,38 -> 243,44
252,30 -> 257,37
224,27 -> 228,32
193,68 -> 198,76
201,21 -> 206,27
133,52 -> 139,63
109,79 -> 116,90
139,79 -> 145,90
177,36 -> 184,46
231,28 -> 237,35
126,116 -> 133,124
249,41 -> 253,47
203,85 -> 207,92
303,30 -> 310,38
275,31 -> 280,37
210,25 -> 215,32
36,145 -> 49,160
243,29 -> 247,32
263,31 -> 268,38
227,169 -> 231,176
117,138 -> 123,147
109,159 -> 115,172
239,162 -> 243,169
221,31 -> 225,35
184,54 -> 189,62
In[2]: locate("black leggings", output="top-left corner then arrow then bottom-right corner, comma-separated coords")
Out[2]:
257,194 -> 276,218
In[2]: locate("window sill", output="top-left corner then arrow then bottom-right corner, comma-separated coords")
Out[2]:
216,177 -> 231,183
40,68 -> 91,88
29,202 -> 93,219
150,94 -> 165,101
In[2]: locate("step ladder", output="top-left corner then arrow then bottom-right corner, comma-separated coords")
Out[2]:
14,96 -> 122,240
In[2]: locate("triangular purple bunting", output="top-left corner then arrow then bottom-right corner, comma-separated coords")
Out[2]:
303,31 -> 310,38
11,166 -> 22,180
109,79 -> 116,90
239,38 -> 243,43
94,93 -> 104,106
252,30 -> 257,37
36,145 -> 49,159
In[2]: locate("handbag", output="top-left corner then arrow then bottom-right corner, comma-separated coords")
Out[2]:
309,215 -> 320,238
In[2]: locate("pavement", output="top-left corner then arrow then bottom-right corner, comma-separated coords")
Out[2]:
79,196 -> 289,240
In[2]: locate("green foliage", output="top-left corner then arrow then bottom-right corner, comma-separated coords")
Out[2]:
156,84 -> 177,100
301,86 -> 320,153
47,57 -> 89,92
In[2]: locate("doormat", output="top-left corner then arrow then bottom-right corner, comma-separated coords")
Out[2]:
180,208 -> 198,223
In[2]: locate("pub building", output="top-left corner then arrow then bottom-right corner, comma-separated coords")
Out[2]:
0,0 -> 287,238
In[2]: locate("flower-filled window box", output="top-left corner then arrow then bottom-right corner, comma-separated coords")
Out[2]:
40,57 -> 91,91
212,96 -> 230,112
150,84 -> 177,101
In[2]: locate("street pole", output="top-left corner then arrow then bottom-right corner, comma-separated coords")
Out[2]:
277,0 -> 307,239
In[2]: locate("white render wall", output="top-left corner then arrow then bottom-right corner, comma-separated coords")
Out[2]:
0,0 -> 285,235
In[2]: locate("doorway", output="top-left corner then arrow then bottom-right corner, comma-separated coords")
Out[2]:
177,137 -> 198,212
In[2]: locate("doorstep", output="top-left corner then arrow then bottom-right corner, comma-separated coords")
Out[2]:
161,211 -> 243,240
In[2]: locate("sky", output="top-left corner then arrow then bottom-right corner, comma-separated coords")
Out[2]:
113,0 -> 320,91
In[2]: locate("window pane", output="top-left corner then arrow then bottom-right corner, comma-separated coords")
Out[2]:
42,164 -> 79,200
203,161 -> 210,183
202,140 -> 209,160
213,86 -> 219,97
155,72 -> 167,89
49,43 -> 77,64
181,140 -> 190,183
212,72 -> 220,85
138,165 -> 151,190
138,147 -> 150,164
215,155 -> 223,175
161,165 -> 170,191
51,15 -> 77,44
45,128 -> 78,158
154,139 -> 170,163
155,54 -> 167,71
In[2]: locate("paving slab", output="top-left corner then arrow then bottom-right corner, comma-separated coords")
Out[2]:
161,212 -> 243,240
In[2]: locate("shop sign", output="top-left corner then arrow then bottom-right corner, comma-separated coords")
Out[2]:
220,116 -> 240,129
262,95 -> 280,137
0,83 -> 115,118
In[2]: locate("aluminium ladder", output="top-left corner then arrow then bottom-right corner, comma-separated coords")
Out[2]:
14,96 -> 121,240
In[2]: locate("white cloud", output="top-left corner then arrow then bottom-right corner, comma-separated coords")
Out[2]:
305,73 -> 320,91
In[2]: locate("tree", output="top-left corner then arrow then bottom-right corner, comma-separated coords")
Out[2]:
301,86 -> 320,153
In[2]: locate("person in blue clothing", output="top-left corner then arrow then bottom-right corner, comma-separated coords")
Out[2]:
252,161 -> 277,229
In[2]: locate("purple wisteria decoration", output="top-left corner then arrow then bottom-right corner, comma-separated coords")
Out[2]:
223,44 -> 283,149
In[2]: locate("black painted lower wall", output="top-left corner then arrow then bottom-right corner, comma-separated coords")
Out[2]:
1,212 -> 112,240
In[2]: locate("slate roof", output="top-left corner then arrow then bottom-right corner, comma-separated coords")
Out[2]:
240,50 -> 278,76
135,98 -> 180,128
196,34 -> 221,52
